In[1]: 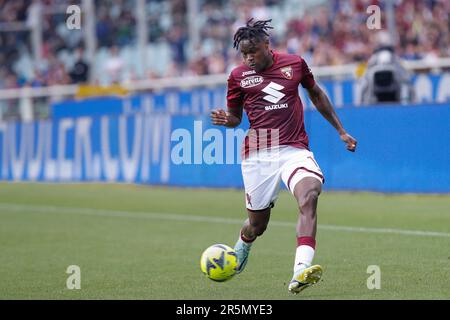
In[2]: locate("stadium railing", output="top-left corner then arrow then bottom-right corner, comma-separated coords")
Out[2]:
1,57 -> 450,121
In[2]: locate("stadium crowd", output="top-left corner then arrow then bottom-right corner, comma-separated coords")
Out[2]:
0,0 -> 448,89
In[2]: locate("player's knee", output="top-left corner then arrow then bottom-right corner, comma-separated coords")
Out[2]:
298,189 -> 320,214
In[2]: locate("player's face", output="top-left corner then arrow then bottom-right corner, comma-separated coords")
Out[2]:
240,39 -> 271,72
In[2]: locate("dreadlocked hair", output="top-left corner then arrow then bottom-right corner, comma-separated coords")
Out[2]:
233,18 -> 273,50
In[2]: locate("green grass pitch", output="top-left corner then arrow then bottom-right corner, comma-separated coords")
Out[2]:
0,183 -> 449,300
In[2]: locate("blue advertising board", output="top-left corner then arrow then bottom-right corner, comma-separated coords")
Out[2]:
51,73 -> 450,118
1,101 -> 449,193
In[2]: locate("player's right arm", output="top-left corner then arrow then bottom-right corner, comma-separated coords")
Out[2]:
211,71 -> 244,128
211,107 -> 243,128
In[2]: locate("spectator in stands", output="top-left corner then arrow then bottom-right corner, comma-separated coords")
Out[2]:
96,6 -> 115,48
69,47 -> 90,84
167,25 -> 188,69
46,57 -> 71,86
207,52 -> 226,74
104,46 -> 124,84
0,0 -> 448,87
29,69 -> 46,87
0,67 -> 8,89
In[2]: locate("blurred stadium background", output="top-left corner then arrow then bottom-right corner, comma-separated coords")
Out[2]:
0,0 -> 449,300
0,0 -> 449,88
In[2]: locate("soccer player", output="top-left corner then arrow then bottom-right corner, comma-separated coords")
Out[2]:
211,19 -> 357,294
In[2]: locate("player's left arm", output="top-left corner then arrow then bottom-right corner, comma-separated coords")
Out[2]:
306,84 -> 357,152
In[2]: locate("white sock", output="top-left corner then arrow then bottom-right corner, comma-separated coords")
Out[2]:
294,245 -> 315,272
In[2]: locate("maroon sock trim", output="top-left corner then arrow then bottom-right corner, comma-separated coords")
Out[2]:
241,230 -> 256,243
297,236 -> 316,249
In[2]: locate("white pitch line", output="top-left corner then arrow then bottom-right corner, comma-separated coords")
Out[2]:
0,203 -> 449,238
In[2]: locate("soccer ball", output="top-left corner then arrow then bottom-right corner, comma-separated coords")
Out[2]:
200,244 -> 238,282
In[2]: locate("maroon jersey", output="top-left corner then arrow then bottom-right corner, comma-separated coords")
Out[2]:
227,51 -> 316,157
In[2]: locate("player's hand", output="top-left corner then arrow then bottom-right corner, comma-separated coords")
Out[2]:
210,109 -> 229,126
340,132 -> 357,152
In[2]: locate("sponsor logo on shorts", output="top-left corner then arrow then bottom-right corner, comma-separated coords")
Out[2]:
240,76 -> 264,88
246,193 -> 253,207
